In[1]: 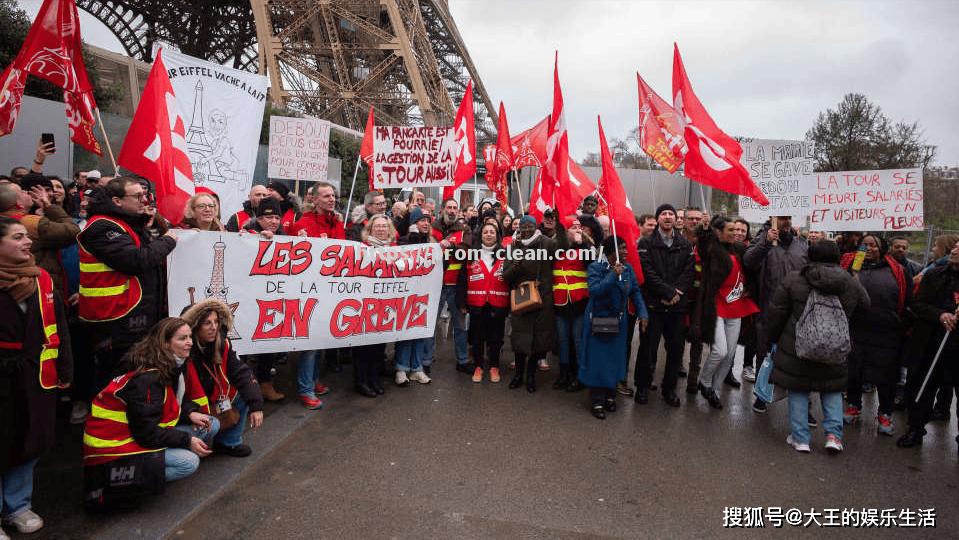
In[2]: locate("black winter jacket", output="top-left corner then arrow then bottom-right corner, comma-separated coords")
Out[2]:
637,228 -> 694,312
77,192 -> 176,348
115,370 -> 191,451
189,341 -> 265,413
906,264 -> 959,366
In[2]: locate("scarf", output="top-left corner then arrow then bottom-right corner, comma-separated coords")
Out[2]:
367,235 -> 390,248
0,254 -> 41,302
840,252 -> 907,315
517,229 -> 542,247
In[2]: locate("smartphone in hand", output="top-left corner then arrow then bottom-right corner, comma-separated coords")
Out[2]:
41,132 -> 56,153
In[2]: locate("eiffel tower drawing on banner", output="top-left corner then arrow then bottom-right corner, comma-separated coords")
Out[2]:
185,81 -> 248,187
188,238 -> 241,340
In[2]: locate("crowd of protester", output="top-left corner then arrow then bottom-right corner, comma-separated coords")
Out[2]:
1,140 -> 958,536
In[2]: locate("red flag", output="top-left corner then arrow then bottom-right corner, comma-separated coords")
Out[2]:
598,116 -> 643,285
360,106 -> 375,191
443,81 -> 476,200
117,49 -> 194,224
0,0 -> 101,154
483,144 -> 508,207
636,73 -> 685,173
533,52 -> 580,220
510,116 -> 549,168
493,102 -> 513,172
672,44 -> 768,205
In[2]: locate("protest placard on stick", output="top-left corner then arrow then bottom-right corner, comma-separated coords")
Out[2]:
268,116 -> 331,183
372,126 -> 456,188
808,168 -> 924,231
738,139 -> 815,221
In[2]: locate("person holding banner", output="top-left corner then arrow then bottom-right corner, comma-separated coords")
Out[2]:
178,193 -> 224,232
264,181 -> 301,232
897,243 -> 959,451
0,217 -> 73,535
426,199 -> 471,374
394,208 -> 435,386
181,299 -> 264,457
456,222 -> 508,384
351,215 -> 396,397
225,185 -> 269,232
346,191 -> 387,242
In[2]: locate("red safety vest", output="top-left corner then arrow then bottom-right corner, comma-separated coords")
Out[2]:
233,209 -> 252,229
443,231 -> 466,286
0,270 -> 61,389
552,254 -> 589,306
183,341 -> 237,413
77,216 -> 144,322
83,370 -> 180,465
281,208 -> 297,231
466,258 -> 509,308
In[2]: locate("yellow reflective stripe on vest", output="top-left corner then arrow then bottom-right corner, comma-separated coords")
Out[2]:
552,270 -> 587,277
554,282 -> 588,291
39,348 -> 58,361
79,283 -> 130,297
43,324 -> 56,338
91,403 -> 128,424
79,262 -> 112,272
193,396 -> 209,408
447,263 -> 463,270
159,417 -> 178,428
83,432 -> 135,448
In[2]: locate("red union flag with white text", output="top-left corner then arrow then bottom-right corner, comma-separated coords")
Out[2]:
672,44 -> 768,205
0,0 -> 101,154
117,49 -> 195,224
636,72 -> 685,173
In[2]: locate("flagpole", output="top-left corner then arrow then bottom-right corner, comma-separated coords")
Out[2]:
95,108 -> 118,174
646,165 -> 656,211
699,184 -> 708,213
344,153 -> 362,219
595,191 -> 622,281
511,169 -> 525,214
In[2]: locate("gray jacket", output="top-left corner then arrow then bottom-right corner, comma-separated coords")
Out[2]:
743,224 -> 809,313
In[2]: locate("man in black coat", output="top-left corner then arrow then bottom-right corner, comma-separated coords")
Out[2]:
635,203 -> 694,406
898,243 -> 959,450
77,177 -> 177,393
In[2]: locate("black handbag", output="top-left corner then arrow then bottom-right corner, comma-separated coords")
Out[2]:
591,314 -> 621,335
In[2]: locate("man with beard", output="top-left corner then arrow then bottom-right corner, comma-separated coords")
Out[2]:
744,215 -> 809,413
76,177 -> 178,392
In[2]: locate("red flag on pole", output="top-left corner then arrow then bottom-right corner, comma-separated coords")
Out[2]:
360,106 -> 375,191
0,0 -> 101,154
493,101 -> 513,173
533,52 -> 581,220
484,144 -> 508,207
117,49 -> 194,224
598,116 -> 643,284
671,44 -> 768,205
443,81 -> 476,200
636,73 -> 685,173
510,116 -> 549,169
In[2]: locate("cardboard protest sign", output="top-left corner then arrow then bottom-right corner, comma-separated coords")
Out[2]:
268,116 -> 330,183
809,168 -> 924,231
738,139 -> 816,221
168,231 -> 443,354
372,126 -> 456,188
163,49 -> 267,217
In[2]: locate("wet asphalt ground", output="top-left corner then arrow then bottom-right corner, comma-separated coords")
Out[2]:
23,333 -> 959,539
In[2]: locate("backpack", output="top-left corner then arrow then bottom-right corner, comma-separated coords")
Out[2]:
794,287 -> 850,364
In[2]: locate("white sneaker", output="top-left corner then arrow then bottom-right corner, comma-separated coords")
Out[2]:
410,371 -> 433,384
742,366 -> 756,383
786,435 -> 811,453
824,434 -> 844,454
409,371 -> 432,384
5,509 -> 43,534
395,371 -> 409,386
537,358 -> 549,371
70,401 -> 89,424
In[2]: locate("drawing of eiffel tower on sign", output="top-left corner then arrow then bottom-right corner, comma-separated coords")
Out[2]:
188,238 -> 241,340
185,81 -> 248,186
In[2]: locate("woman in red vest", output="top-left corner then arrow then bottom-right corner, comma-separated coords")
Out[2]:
456,222 -> 509,383
82,317 -> 217,511
0,216 -> 72,535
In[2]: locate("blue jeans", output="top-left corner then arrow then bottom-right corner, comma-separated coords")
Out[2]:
396,339 -> 427,372
788,390 -> 843,444
297,350 -> 324,398
166,415 -> 220,482
424,286 -> 468,366
555,313 -> 584,366
214,395 -> 249,447
1,457 -> 39,518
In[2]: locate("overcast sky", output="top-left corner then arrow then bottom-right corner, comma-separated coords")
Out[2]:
17,0 -> 959,166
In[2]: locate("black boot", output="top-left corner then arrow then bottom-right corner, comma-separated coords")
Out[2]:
896,430 -> 925,448
526,357 -> 537,393
553,364 -> 570,390
509,355 -> 526,389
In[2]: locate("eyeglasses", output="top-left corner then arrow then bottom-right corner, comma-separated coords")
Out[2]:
194,203 -> 217,210
123,192 -> 149,201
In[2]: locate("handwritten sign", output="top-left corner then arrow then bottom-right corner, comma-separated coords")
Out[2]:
268,116 -> 331,182
372,126 -> 455,188
738,139 -> 816,221
809,168 -> 924,231
168,231 -> 443,354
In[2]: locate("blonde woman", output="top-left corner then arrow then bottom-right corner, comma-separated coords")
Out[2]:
178,193 -> 224,231
351,214 -> 396,396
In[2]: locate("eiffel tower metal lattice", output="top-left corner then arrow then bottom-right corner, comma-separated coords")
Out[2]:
75,0 -> 496,141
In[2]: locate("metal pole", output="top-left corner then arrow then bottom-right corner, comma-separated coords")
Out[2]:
915,329 -> 952,403
511,169 -> 525,213
344,153 -> 363,219
94,108 -> 118,174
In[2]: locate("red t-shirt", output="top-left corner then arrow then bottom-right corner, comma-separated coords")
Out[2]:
715,254 -> 759,319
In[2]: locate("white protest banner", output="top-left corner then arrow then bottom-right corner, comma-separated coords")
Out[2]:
167,231 -> 443,355
809,168 -> 924,231
372,125 -> 455,188
268,116 -> 330,184
163,49 -> 268,218
738,139 -> 816,221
